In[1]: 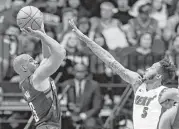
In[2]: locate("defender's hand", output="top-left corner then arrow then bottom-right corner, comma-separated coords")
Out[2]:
69,19 -> 83,40
69,19 -> 78,31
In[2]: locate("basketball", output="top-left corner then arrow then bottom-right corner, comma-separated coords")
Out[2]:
16,6 -> 43,30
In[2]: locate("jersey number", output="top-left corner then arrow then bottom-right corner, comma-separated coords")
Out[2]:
141,107 -> 148,118
29,102 -> 39,122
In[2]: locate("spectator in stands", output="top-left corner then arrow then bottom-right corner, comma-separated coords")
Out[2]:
45,26 -> 57,40
57,8 -> 78,41
127,3 -> 159,46
1,25 -> 20,81
98,1 -> 128,50
166,35 -> 179,74
150,0 -> 168,29
0,0 -> 24,35
67,0 -> 80,9
64,63 -> 103,129
174,23 -> 179,35
161,21 -> 179,50
42,0 -> 61,25
78,17 -> 91,36
151,35 -> 166,57
128,32 -> 154,75
163,0 -> 179,17
113,0 -> 133,25
67,0 -> 88,17
162,25 -> 174,49
165,1 -> 179,36
61,32 -> 89,66
129,0 -> 150,17
80,0 -> 101,17
0,86 -> 3,102
89,32 -> 111,83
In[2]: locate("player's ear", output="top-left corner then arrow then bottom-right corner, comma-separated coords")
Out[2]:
156,74 -> 162,79
21,65 -> 27,72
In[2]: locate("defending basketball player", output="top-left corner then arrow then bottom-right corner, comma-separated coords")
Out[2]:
159,98 -> 179,129
69,19 -> 179,129
13,22 -> 66,129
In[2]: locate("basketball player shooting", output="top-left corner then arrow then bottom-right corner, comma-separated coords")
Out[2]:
13,22 -> 66,129
69,19 -> 179,129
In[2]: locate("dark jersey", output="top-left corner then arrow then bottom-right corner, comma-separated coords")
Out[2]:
19,77 -> 61,127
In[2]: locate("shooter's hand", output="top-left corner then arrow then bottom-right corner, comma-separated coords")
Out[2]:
21,23 -> 45,38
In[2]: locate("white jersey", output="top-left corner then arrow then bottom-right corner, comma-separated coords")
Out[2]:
133,83 -> 167,129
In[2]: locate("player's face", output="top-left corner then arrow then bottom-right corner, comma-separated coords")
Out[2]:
27,57 -> 39,73
143,62 -> 161,82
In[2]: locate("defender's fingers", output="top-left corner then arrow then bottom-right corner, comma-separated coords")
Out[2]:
69,19 -> 76,28
68,19 -> 73,26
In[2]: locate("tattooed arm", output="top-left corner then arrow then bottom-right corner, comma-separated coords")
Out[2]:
69,19 -> 142,91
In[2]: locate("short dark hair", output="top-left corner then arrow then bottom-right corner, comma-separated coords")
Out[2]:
138,3 -> 151,14
159,58 -> 176,85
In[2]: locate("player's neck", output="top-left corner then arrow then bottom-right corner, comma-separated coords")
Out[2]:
146,81 -> 161,91
20,72 -> 31,81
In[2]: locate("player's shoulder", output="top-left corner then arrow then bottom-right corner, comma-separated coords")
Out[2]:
164,104 -> 178,121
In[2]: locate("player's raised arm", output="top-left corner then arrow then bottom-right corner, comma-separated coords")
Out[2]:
22,27 -> 66,82
40,24 -> 51,59
69,19 -> 142,90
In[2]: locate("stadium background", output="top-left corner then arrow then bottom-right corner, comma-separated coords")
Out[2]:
0,0 -> 179,129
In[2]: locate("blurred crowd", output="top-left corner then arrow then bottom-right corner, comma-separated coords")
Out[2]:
1,0 -> 179,84
1,0 -> 179,129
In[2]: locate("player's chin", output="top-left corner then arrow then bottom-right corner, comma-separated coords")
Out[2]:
144,76 -> 154,83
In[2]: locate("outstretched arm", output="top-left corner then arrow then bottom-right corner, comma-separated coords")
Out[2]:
69,20 -> 142,91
